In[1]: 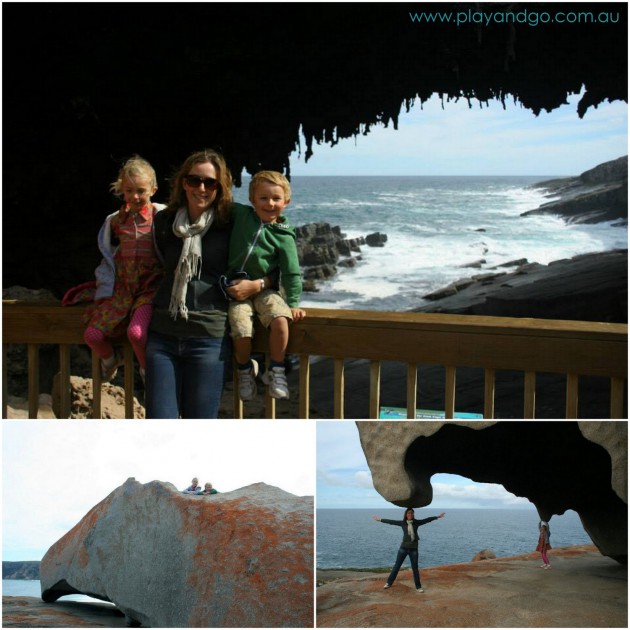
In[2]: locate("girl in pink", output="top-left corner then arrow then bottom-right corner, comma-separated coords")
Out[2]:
84,156 -> 165,382
536,520 -> 552,569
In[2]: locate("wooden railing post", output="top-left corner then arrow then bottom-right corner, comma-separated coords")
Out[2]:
299,354 -> 310,419
122,345 -> 135,419
565,374 -> 579,419
333,358 -> 344,418
406,363 -> 417,419
484,368 -> 495,419
610,377 -> 625,419
91,351 -> 102,419
2,344 -> 8,419
524,371 -> 536,419
445,366 -> 456,419
27,344 -> 39,419
59,344 -> 72,418
369,360 -> 381,419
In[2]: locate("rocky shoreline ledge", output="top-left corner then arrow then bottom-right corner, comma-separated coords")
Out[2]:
3,546 -> 625,628
316,545 -> 627,628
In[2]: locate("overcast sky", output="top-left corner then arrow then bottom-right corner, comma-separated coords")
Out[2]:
316,421 -> 530,510
2,421 -> 315,561
288,92 -> 627,176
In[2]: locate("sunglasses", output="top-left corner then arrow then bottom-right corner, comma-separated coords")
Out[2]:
184,174 -> 219,189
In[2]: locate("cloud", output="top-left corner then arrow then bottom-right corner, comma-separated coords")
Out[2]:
289,92 -> 627,176
433,481 -> 529,508
2,420 -> 315,560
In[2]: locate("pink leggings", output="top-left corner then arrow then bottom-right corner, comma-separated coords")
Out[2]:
541,550 -> 549,564
84,305 -> 153,369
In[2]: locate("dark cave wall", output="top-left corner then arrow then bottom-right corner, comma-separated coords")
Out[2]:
2,3 -> 627,295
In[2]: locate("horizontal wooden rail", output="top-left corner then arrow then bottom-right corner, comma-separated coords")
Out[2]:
3,301 -> 628,419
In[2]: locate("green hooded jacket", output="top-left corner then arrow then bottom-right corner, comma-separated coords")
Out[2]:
227,203 -> 302,307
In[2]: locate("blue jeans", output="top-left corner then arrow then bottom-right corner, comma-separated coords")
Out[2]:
145,331 -> 231,419
387,547 -> 421,589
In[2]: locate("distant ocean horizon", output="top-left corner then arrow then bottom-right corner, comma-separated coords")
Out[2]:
236,175 -> 626,311
317,507 -> 592,569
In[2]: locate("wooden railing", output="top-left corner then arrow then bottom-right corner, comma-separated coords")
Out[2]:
2,301 -> 627,419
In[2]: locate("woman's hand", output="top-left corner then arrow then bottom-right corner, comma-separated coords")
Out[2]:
225,278 -> 261,301
371,515 -> 381,521
437,512 -> 446,519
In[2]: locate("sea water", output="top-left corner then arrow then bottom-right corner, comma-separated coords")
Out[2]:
316,507 -> 592,569
235,176 -> 626,311
1,578 -> 110,604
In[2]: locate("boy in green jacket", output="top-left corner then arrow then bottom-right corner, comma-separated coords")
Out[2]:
225,171 -> 306,401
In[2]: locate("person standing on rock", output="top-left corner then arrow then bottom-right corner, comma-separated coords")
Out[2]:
372,509 -> 445,593
536,520 -> 552,569
183,478 -> 201,493
144,149 -> 273,418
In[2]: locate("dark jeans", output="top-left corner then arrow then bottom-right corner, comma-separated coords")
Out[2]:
145,331 -> 231,419
387,546 -> 421,588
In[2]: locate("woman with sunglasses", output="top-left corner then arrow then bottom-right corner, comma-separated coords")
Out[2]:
145,149 -> 270,418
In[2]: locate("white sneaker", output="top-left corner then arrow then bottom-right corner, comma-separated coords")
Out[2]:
383,583 -> 391,589
238,359 -> 259,401
417,588 -> 424,593
262,366 -> 289,399
101,349 -> 123,381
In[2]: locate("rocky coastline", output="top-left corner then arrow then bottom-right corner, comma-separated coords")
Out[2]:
3,545 -> 625,628
3,561 -> 40,581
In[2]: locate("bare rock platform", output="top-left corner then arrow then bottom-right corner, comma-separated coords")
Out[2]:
317,545 -> 627,628
2,596 -> 126,628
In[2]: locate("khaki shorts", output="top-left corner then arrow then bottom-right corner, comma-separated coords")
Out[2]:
228,290 -> 293,340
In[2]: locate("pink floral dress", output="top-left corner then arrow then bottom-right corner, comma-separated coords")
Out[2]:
86,204 -> 162,336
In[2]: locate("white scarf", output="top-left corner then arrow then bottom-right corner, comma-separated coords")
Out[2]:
407,520 -> 415,541
169,206 -> 214,320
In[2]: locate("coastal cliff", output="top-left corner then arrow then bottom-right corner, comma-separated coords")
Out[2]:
2,561 -> 40,581
524,155 -> 628,225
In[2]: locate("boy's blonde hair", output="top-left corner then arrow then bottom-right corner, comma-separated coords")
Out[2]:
249,170 -> 291,203
110,155 -> 157,196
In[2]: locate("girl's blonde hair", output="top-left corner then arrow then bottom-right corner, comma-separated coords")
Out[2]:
109,155 -> 157,196
167,149 -> 233,224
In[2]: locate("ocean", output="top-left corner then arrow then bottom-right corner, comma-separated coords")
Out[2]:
1,579 -> 110,604
316,507 -> 592,569
236,176 -> 626,311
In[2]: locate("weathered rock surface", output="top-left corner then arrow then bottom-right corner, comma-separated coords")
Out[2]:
471,549 -> 496,562
316,545 -> 627,628
295,222 -> 386,292
417,249 -> 628,323
40,479 -> 313,627
2,596 -> 127,628
51,375 -> 145,419
357,421 -> 628,563
523,156 -> 628,225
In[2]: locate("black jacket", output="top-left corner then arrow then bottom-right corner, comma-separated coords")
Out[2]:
381,517 -> 438,549
152,210 -> 232,313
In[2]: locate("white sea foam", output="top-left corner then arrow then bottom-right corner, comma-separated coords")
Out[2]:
244,176 -> 626,311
